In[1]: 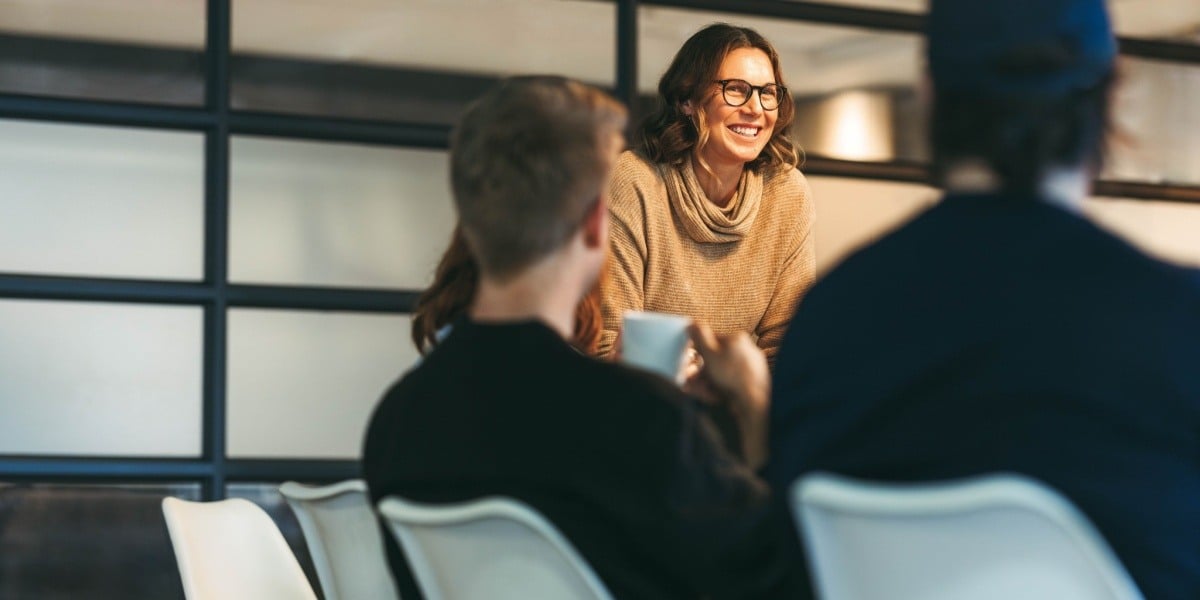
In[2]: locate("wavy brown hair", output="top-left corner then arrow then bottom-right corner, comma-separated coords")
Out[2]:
411,227 -> 603,356
638,23 -> 800,174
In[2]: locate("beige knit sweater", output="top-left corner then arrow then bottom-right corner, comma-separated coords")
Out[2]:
598,150 -> 817,364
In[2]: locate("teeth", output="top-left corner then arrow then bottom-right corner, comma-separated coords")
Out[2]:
730,125 -> 758,136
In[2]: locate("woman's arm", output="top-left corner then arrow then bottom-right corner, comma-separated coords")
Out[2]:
596,154 -> 656,358
597,204 -> 646,358
756,174 -> 817,365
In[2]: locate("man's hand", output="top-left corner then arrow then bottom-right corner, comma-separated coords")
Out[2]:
686,322 -> 771,469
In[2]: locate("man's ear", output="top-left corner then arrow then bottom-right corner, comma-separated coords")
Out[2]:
581,197 -> 607,250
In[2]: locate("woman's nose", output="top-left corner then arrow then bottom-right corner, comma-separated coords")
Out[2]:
741,93 -> 765,115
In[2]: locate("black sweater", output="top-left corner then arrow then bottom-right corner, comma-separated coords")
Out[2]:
364,318 -> 805,599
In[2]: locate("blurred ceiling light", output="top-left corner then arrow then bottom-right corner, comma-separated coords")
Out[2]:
814,90 -> 894,162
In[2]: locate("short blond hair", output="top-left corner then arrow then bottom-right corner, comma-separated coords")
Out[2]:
450,76 -> 627,279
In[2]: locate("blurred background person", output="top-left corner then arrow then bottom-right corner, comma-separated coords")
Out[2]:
598,23 -> 816,367
765,0 -> 1200,597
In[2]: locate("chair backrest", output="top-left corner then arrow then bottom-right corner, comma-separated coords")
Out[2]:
791,472 -> 1143,600
377,495 -> 613,600
279,479 -> 400,600
161,497 -> 318,600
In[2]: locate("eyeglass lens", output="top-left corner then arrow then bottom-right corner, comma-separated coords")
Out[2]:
722,79 -> 781,110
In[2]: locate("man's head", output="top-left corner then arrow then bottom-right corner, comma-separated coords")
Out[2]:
450,76 -> 627,282
926,0 -> 1117,192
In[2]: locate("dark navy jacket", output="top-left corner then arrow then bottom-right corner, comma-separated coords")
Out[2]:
767,193 -> 1200,599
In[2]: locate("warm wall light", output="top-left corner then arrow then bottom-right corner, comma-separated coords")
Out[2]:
813,90 -> 894,162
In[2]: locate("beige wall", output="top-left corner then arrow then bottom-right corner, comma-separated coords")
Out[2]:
809,176 -> 939,275
810,176 -> 1200,278
1084,197 -> 1200,268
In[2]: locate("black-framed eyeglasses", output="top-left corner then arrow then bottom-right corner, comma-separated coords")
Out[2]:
713,79 -> 787,111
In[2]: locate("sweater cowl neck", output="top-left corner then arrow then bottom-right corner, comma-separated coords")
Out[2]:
660,158 -> 763,243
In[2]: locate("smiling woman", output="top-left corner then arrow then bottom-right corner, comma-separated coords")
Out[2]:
598,23 -> 816,367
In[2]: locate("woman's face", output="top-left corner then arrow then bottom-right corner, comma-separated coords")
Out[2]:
691,47 -> 779,173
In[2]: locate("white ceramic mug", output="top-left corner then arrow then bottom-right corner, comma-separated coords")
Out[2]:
621,310 -> 691,384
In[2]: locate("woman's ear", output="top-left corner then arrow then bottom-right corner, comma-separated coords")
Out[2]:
680,100 -> 694,116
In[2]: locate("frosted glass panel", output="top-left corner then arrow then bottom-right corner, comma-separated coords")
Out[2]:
229,137 -> 456,289
231,0 -> 614,123
0,0 -> 205,105
808,176 -> 939,274
0,120 -> 204,280
0,300 -> 203,457
1105,57 -> 1200,186
1084,197 -> 1200,267
227,309 -> 418,458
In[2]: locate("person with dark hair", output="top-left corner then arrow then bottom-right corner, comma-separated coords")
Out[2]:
766,0 -> 1200,597
364,76 -> 804,599
410,225 -> 603,356
597,23 -> 815,366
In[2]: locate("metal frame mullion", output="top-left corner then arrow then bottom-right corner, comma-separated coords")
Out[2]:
0,277 -> 418,311
801,156 -> 930,185
615,0 -> 640,134
202,0 -> 232,501
229,111 -> 451,149
0,458 -> 214,481
0,95 -> 214,130
0,456 -> 364,487
0,276 -> 211,305
224,459 -> 361,483
1094,179 -> 1200,204
225,285 -> 419,313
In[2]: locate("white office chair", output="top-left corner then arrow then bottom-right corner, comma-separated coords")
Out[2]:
377,495 -> 613,600
279,479 -> 400,600
162,497 -> 318,600
791,472 -> 1143,600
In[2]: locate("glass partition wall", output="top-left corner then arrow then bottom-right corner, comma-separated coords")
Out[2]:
1,0 -> 1198,595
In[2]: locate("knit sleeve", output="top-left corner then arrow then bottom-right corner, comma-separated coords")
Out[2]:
597,153 -> 653,358
756,170 -> 817,365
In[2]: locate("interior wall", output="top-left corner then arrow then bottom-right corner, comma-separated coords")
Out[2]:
811,177 -> 1200,278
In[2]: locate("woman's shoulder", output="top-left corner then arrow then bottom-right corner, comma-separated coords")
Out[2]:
610,150 -> 666,213
613,150 -> 661,184
763,163 -> 810,195
760,166 -> 815,233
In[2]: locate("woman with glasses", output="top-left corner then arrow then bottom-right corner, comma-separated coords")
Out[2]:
597,23 -> 815,370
